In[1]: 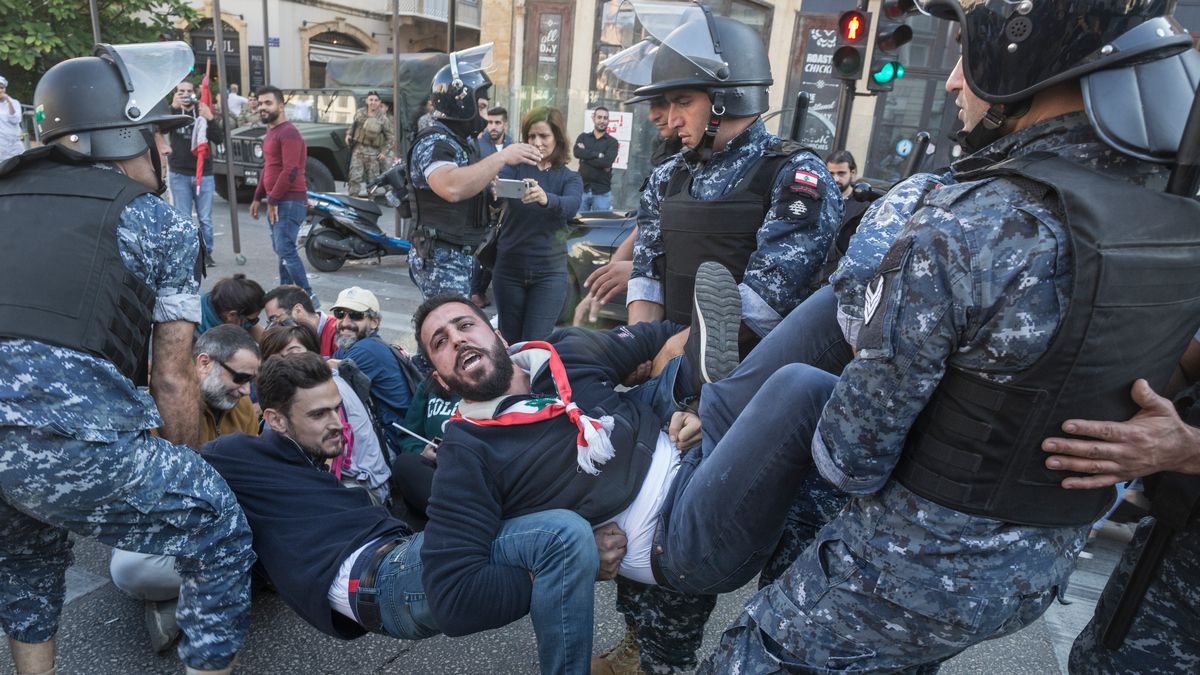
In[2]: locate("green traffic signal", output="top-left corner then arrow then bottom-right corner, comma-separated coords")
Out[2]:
871,61 -> 905,85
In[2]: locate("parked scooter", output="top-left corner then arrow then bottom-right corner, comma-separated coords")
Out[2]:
302,163 -> 410,273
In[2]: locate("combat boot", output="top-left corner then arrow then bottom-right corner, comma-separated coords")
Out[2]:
591,624 -> 644,675
684,261 -> 741,389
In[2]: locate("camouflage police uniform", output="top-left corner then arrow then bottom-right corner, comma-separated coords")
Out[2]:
699,112 -> 1171,672
348,107 -> 394,197
1069,516 -> 1200,674
629,119 -> 843,337
406,120 -> 476,298
0,170 -> 255,670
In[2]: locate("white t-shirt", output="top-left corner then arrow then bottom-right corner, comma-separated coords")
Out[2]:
328,537 -> 381,621
599,431 -> 682,584
0,96 -> 25,161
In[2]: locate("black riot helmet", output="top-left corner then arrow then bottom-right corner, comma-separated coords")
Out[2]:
430,43 -> 494,134
920,0 -> 1194,152
630,2 -> 773,118
34,42 -> 194,161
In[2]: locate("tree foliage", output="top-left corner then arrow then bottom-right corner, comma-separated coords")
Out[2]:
0,0 -> 199,100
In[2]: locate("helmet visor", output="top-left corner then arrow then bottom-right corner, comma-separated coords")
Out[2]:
625,0 -> 728,81
99,42 -> 194,123
449,42 -> 495,80
598,39 -> 660,88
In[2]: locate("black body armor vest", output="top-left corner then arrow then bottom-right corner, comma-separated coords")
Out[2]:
408,126 -> 489,248
0,146 -> 157,382
895,153 -> 1200,528
657,143 -> 807,325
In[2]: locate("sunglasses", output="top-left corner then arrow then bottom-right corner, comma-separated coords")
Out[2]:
332,308 -> 368,321
214,358 -> 256,385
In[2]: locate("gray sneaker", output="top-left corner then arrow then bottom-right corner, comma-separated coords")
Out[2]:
686,261 -> 742,386
143,599 -> 181,654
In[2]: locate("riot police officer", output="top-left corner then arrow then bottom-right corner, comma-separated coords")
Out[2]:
406,43 -> 542,299
0,43 -> 254,675
700,1 -> 1200,670
625,2 -> 842,357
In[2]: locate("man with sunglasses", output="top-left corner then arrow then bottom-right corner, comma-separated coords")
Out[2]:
330,286 -> 413,454
107,325 -> 263,654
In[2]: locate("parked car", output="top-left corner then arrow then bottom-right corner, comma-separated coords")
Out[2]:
559,210 -> 635,325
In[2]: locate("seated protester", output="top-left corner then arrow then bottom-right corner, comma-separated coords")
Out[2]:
330,286 -> 414,454
413,273 -> 834,636
199,273 -> 265,340
203,353 -> 609,673
260,322 -> 391,504
390,376 -> 461,528
109,325 -> 261,653
263,283 -> 340,357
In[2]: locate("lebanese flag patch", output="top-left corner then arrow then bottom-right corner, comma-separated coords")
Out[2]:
791,169 -> 821,198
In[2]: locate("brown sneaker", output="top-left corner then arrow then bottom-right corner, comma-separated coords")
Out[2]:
591,624 -> 644,675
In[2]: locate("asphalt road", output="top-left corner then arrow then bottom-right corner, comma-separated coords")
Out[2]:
0,195 -> 1117,674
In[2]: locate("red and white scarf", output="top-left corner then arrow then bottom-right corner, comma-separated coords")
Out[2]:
450,341 -> 616,475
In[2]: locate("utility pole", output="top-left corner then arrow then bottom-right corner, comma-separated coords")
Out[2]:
447,0 -> 457,52
261,0 -> 271,85
212,0 -> 245,264
88,0 -> 101,43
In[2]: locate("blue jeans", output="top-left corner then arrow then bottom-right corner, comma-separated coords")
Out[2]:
580,190 -> 612,212
169,171 -> 215,252
270,200 -> 312,294
493,263 -> 569,343
361,510 -> 597,675
652,286 -> 851,595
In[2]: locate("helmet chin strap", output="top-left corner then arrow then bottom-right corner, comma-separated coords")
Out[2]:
956,100 -> 1031,154
682,90 -> 725,164
140,128 -> 167,195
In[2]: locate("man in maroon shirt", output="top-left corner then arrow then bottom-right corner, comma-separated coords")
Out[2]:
251,86 -> 316,306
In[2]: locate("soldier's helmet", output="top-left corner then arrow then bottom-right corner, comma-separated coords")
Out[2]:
920,0 -> 1192,105
431,43 -> 494,123
630,1 -> 773,118
34,42 -> 194,160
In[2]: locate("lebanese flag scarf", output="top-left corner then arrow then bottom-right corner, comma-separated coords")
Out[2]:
450,341 -> 616,475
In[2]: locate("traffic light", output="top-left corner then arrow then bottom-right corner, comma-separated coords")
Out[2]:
868,0 -> 917,92
832,10 -> 870,81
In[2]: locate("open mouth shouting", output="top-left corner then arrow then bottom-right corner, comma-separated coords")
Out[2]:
458,347 -> 486,374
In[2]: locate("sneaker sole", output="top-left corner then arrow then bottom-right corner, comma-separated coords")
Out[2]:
693,262 -> 741,384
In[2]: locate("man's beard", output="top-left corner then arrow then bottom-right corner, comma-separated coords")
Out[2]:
335,325 -> 369,350
201,367 -> 241,411
260,108 -> 280,124
488,128 -> 503,141
443,338 -> 514,402
299,428 -> 345,461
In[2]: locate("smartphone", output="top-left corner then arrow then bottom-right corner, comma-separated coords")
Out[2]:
495,178 -> 529,199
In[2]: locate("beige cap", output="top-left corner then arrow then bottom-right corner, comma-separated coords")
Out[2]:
331,286 -> 380,314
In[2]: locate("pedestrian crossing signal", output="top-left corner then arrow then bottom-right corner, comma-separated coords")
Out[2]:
833,10 -> 870,81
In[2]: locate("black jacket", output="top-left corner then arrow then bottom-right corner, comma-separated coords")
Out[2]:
166,107 -> 224,176
574,131 -> 619,193
421,321 -> 676,637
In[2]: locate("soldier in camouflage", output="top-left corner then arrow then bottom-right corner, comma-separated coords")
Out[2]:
699,1 -> 1200,670
407,44 -> 541,299
0,43 -> 254,675
345,91 -> 393,197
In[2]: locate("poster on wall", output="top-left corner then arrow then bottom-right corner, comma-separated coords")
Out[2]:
579,109 -> 633,170
784,14 -> 843,155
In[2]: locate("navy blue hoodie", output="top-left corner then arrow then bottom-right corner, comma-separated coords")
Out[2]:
203,429 -> 412,639
421,321 -> 677,636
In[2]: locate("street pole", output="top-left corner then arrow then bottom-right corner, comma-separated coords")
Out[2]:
392,0 -> 403,236
447,0 -> 457,52
833,79 -> 855,151
211,0 -> 245,264
261,0 -> 271,86
88,0 -> 101,44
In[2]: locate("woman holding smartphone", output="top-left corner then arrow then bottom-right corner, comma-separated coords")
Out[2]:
493,105 -> 583,342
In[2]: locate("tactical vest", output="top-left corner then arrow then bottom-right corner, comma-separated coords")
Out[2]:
894,153 -> 1200,528
0,146 -> 157,383
407,125 -> 489,249
658,142 -> 810,325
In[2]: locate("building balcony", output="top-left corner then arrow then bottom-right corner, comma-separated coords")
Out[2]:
397,0 -> 481,30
